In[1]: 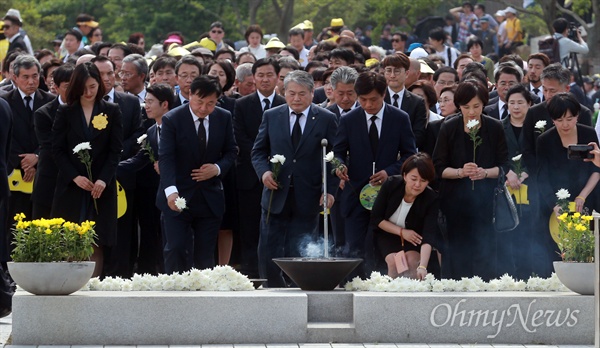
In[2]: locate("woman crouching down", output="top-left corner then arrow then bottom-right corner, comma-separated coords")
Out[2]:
370,153 -> 439,279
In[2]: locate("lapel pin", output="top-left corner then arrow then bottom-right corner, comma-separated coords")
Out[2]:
312,116 -> 315,120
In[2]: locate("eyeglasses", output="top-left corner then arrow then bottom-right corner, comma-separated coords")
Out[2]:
177,73 -> 199,80
439,98 -> 454,104
391,39 -> 401,43
118,72 -> 135,79
2,25 -> 10,30
211,30 -> 223,34
436,80 -> 456,87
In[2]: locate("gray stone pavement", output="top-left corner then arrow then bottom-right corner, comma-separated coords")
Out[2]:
0,310 -> 594,348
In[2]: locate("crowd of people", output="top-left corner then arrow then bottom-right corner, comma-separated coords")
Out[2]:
0,3 -> 597,287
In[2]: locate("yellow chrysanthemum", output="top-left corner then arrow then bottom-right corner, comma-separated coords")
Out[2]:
573,212 -> 581,218
558,213 -> 568,221
45,229 -> 52,235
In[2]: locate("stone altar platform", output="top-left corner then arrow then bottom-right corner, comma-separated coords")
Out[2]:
11,290 -> 594,345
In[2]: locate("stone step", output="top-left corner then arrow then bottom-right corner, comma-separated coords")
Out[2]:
306,322 -> 356,343
307,291 -> 353,323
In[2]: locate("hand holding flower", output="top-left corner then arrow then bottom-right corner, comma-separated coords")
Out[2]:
262,171 -> 278,190
91,180 -> 106,199
73,175 -> 94,191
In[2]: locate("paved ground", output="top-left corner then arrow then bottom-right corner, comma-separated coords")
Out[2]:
0,312 -> 594,348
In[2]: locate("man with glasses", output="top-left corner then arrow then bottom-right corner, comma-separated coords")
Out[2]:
382,53 -> 427,149
173,55 -> 202,108
108,43 -> 132,83
390,32 -> 407,54
2,15 -> 27,55
484,62 -> 523,119
209,22 -> 233,52
432,66 -> 459,113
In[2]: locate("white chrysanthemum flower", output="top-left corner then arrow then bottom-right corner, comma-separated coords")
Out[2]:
270,154 -> 286,165
73,142 -> 92,154
174,197 -> 187,210
137,134 -> 147,144
324,151 -> 334,162
466,119 -> 480,129
512,154 -> 522,161
535,120 -> 547,130
556,188 -> 571,200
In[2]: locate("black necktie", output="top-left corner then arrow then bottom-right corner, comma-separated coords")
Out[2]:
263,98 -> 270,111
157,126 -> 161,141
24,96 -> 32,111
103,95 -> 110,102
533,88 -> 540,95
291,112 -> 302,149
197,118 -> 206,155
183,99 -> 189,104
501,104 -> 508,120
369,115 -> 379,158
392,94 -> 399,108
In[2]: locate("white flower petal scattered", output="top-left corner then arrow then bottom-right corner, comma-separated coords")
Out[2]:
137,134 -> 147,144
535,120 -> 547,130
343,272 -> 569,292
73,142 -> 92,154
466,119 -> 480,129
324,151 -> 334,162
174,197 -> 187,210
87,265 -> 254,291
270,154 -> 286,165
512,154 -> 522,161
556,188 -> 571,200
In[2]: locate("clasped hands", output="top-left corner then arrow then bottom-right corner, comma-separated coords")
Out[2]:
461,162 -> 486,181
505,170 -> 528,190
73,176 -> 106,199
191,163 -> 218,182
19,153 -> 38,182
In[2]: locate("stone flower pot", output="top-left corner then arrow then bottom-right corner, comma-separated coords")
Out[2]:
7,261 -> 95,295
553,261 -> 595,295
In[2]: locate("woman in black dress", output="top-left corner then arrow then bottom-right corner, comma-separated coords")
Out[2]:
371,153 -> 439,279
433,79 -> 509,281
52,62 -> 123,276
536,92 -> 600,274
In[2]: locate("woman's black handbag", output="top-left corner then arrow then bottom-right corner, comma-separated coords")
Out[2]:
492,167 -> 519,232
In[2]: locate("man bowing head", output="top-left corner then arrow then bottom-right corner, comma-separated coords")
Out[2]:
158,75 -> 237,274
252,70 -> 338,287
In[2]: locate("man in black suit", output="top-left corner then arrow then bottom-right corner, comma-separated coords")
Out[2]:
381,54 -> 427,149
0,55 -> 54,259
484,62 -> 523,120
234,58 -> 285,279
93,55 -> 145,278
2,15 -> 27,55
326,66 -> 360,253
158,75 -> 237,273
0,98 -> 12,263
334,71 -> 417,276
32,64 -> 74,219
252,70 -> 338,287
172,55 -> 202,108
119,83 -> 174,275
526,53 -> 550,102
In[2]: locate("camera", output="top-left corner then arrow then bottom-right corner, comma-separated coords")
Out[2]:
567,144 -> 593,160
567,23 -> 579,41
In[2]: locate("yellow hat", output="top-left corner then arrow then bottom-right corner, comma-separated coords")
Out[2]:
183,41 -> 201,50
265,37 -> 286,49
365,58 -> 379,68
330,18 -> 344,27
167,44 -> 191,57
418,60 -> 435,74
199,37 -> 217,52
292,22 -> 305,30
303,20 -> 314,30
77,20 -> 99,28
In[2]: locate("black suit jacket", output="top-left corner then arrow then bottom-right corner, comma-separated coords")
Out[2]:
119,124 -> 160,188
158,105 -> 237,218
370,176 -> 439,250
7,35 -> 27,55
333,104 -> 417,216
384,89 -> 427,149
113,91 -> 144,189
522,100 -> 592,173
1,88 -> 54,172
32,97 -> 60,205
233,92 -> 286,190
502,116 -> 525,160
484,99 -> 503,120
312,86 -> 327,104
0,98 -> 12,205
52,100 -> 123,246
326,104 -> 342,121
